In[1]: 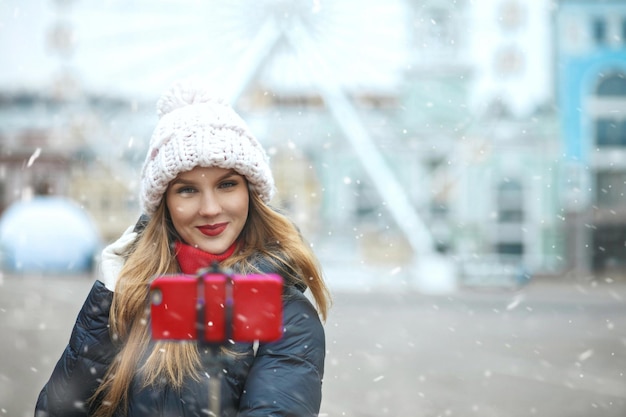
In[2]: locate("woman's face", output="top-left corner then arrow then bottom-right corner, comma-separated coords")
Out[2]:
165,166 -> 249,254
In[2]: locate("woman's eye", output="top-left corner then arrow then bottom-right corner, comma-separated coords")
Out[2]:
219,181 -> 237,189
177,186 -> 196,194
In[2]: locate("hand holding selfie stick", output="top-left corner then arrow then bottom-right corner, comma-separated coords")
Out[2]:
149,263 -> 284,416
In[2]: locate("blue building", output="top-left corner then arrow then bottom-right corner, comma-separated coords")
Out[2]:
556,0 -> 626,276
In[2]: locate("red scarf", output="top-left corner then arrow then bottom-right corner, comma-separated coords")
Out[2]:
174,241 -> 237,275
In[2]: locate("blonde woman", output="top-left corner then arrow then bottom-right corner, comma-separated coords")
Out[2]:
35,80 -> 331,417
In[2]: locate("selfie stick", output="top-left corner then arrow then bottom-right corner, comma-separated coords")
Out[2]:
196,262 -> 233,417
150,261 -> 283,416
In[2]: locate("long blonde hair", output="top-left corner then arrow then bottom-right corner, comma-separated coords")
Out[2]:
91,192 -> 331,417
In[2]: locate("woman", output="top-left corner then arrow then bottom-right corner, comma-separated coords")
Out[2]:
35,80 -> 331,417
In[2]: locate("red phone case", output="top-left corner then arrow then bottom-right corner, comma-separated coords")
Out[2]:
150,273 -> 283,343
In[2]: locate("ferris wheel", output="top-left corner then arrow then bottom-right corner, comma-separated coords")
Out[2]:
52,0 -> 437,260
70,0 -> 434,258
61,0 -> 409,100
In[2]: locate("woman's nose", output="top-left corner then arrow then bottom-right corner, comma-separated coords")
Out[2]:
198,193 -> 221,216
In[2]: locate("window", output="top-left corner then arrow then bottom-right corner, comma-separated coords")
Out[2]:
595,118 -> 626,146
423,7 -> 457,53
494,45 -> 524,76
595,170 -> 626,207
497,242 -> 524,256
429,9 -> 451,43
498,0 -> 525,31
592,226 -> 626,270
593,17 -> 607,44
497,180 -> 524,222
596,73 -> 626,96
355,180 -> 378,219
593,73 -> 626,148
0,180 -> 5,212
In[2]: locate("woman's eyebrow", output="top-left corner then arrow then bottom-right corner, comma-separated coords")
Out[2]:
171,170 -> 241,185
169,178 -> 195,186
217,170 -> 242,181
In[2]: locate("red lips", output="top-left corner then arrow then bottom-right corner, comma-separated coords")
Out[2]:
197,223 -> 227,237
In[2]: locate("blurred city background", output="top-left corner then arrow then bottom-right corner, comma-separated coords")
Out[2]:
0,0 -> 625,416
1,0 -> 626,286
1,0 -> 626,287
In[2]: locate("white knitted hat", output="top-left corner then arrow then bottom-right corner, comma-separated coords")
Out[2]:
139,80 -> 275,215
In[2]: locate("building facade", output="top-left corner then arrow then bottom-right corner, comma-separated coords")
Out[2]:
4,0 -> 619,282
556,0 -> 626,277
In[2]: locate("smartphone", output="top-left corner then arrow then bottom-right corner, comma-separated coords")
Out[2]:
150,272 -> 283,343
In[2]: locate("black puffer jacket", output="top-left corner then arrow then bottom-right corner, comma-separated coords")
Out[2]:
35,279 -> 325,416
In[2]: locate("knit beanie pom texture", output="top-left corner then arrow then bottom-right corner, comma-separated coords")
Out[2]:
139,79 -> 275,215
156,81 -> 226,119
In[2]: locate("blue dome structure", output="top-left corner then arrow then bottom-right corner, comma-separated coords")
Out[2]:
0,197 -> 101,273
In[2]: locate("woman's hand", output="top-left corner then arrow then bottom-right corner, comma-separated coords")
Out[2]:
99,226 -> 137,291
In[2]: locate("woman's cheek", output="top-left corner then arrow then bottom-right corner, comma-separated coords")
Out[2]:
171,203 -> 192,219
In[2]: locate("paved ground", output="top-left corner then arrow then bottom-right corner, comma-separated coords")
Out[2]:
1,272 -> 625,417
